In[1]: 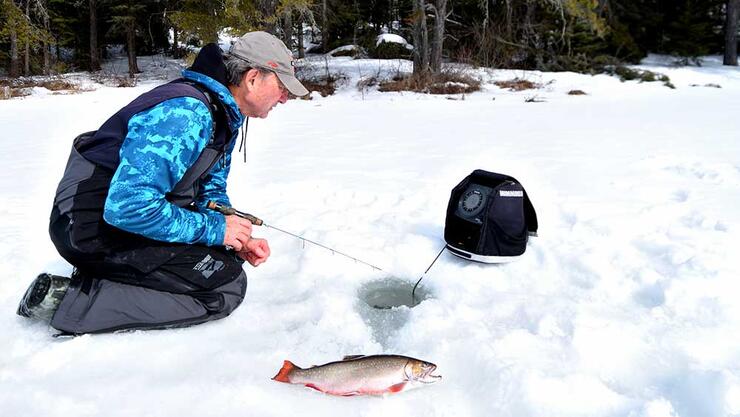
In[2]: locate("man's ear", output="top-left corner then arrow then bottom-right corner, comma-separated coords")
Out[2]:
242,68 -> 262,89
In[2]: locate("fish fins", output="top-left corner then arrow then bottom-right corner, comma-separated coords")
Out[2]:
342,355 -> 366,361
388,382 -> 407,393
272,360 -> 300,383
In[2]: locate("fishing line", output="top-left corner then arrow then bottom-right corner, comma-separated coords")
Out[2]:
207,201 -> 383,271
208,201 -> 446,304
263,223 -> 383,272
411,245 -> 446,304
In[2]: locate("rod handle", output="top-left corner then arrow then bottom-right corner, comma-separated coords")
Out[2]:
206,201 -> 264,226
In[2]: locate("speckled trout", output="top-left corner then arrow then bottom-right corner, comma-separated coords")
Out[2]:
271,354 -> 441,396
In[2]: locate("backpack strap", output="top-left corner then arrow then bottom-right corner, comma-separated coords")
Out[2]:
165,80 -> 229,208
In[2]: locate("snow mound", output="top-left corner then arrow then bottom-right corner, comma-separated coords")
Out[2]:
376,34 -> 413,50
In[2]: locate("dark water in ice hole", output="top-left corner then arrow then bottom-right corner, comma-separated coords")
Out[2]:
356,277 -> 433,348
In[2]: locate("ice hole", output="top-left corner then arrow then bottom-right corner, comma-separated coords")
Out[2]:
356,277 -> 434,348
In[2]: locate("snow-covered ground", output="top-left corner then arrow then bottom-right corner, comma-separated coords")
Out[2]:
1,54 -> 739,417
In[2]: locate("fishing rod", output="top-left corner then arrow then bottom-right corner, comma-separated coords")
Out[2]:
207,201 -> 383,271
207,201 -> 446,304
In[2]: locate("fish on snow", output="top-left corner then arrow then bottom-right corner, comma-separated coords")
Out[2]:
271,354 -> 441,396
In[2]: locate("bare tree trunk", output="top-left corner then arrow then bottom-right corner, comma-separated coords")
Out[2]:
422,2 -> 429,70
412,0 -> 422,74
90,0 -> 101,71
298,15 -> 305,58
24,41 -> 30,76
481,0 -> 488,40
353,0 -> 359,46
126,19 -> 139,77
505,0 -> 513,39
524,0 -> 536,44
55,34 -> 61,62
43,37 -> 50,75
598,0 -> 613,21
412,0 -> 429,76
430,0 -> 447,73
24,0 -> 30,75
42,0 -> 50,74
481,0 -> 490,66
172,24 -> 180,57
390,0 -> 395,33
283,9 -> 293,52
322,0 -> 328,52
259,0 -> 278,34
10,26 -> 20,77
725,0 -> 739,66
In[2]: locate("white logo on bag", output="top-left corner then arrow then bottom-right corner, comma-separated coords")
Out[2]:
500,190 -> 524,197
193,254 -> 225,279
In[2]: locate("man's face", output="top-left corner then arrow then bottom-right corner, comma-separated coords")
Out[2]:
232,70 -> 289,119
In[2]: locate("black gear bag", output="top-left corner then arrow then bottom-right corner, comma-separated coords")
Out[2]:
444,170 -> 538,263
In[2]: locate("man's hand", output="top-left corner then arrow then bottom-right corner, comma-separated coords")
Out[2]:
223,215 -> 253,251
237,238 -> 271,267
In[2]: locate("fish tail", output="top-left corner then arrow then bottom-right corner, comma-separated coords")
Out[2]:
272,360 -> 299,383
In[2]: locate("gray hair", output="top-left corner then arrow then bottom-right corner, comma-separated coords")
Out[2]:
223,53 -> 268,86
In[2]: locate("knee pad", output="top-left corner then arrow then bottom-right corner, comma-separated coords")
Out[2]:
198,270 -> 247,317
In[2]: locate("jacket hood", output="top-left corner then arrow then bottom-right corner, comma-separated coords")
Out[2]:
188,43 -> 229,87
183,43 -> 245,131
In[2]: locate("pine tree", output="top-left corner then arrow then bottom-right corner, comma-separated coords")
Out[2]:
666,0 -> 724,58
89,0 -> 100,71
411,0 -> 428,75
725,0 -> 739,64
169,0 -> 262,47
48,0 -> 87,69
429,0 -> 447,73
277,0 -> 315,53
1,0 -> 52,77
110,0 -> 145,77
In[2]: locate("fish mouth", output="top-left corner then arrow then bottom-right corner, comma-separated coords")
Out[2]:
418,365 -> 442,384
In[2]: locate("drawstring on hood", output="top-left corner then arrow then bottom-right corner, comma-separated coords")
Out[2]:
182,43 -> 245,144
183,43 -> 251,165
238,118 -> 249,163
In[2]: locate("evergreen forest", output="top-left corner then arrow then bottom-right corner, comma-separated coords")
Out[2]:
1,0 -> 739,80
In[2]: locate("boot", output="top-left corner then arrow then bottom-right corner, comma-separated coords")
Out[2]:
17,273 -> 70,323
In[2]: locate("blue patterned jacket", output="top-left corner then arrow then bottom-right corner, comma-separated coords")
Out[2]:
102,70 -> 244,247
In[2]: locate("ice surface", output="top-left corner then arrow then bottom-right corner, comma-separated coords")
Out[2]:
1,54 -> 739,417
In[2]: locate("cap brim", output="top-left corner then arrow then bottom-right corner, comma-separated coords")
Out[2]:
276,72 -> 309,97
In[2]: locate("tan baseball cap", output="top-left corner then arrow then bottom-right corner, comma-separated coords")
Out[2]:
228,31 -> 309,97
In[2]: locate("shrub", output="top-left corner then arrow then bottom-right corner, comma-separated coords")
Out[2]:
606,66 -> 675,89
115,76 -> 137,88
11,88 -> 32,98
0,85 -> 11,100
494,78 -> 540,91
378,69 -> 481,95
296,77 -> 337,98
183,52 -> 197,67
327,45 -> 367,59
40,79 -> 77,91
294,65 -> 347,98
0,76 -> 83,98
332,49 -> 356,58
357,76 -> 378,91
372,42 -> 412,60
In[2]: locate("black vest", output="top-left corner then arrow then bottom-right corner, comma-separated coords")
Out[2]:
76,80 -> 231,206
50,80 -> 234,263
